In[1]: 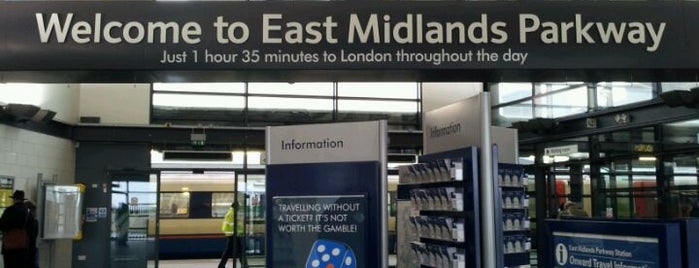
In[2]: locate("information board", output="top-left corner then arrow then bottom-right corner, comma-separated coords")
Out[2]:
552,231 -> 659,268
43,184 -> 84,239
0,176 -> 14,208
271,195 -> 367,268
545,219 -> 682,268
266,121 -> 387,268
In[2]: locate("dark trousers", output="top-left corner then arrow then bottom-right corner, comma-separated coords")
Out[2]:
218,236 -> 242,268
3,249 -> 31,268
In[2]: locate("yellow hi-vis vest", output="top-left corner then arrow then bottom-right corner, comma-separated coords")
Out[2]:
221,207 -> 238,236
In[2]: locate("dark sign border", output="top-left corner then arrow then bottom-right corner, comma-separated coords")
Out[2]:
2,1 -> 699,82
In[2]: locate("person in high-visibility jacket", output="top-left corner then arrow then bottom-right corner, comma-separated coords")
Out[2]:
115,203 -> 130,246
218,202 -> 242,268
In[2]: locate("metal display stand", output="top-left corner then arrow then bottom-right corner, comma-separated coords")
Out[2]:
397,147 -> 480,268
397,147 -> 531,268
496,163 -> 531,267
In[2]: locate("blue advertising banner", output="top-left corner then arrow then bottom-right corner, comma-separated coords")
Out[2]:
266,162 -> 382,268
271,195 -> 367,268
552,231 -> 658,268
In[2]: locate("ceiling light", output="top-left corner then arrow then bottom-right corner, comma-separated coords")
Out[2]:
638,156 -> 657,162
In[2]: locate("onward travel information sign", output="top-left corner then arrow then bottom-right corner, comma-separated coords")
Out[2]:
1,1 -> 699,70
553,231 -> 659,268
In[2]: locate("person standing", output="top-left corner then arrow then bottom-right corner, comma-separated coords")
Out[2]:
115,203 -> 130,246
0,190 -> 32,268
558,201 -> 589,218
218,202 -> 242,268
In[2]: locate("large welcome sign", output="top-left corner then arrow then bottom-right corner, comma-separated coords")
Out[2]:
1,1 -> 698,70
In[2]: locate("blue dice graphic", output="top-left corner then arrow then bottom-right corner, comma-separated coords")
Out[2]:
305,239 -> 356,268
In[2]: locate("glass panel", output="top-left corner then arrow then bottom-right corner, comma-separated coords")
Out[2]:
492,82 -> 532,104
667,155 -> 699,218
337,82 -> 418,99
663,119 -> 699,152
212,192 -> 235,217
248,82 -> 333,96
231,151 -> 263,165
497,101 -> 532,120
533,85 -> 587,118
614,195 -> 633,218
600,159 -> 659,219
660,82 -> 698,92
596,82 -> 653,108
248,96 -> 333,111
0,83 -> 49,105
582,196 -> 592,217
534,82 -> 586,95
153,93 -> 245,109
111,173 -> 158,268
245,174 -> 266,264
338,99 -> 418,113
153,82 -> 245,93
552,165 -> 571,214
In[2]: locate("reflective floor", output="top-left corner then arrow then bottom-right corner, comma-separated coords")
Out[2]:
159,259 -> 244,268
157,255 -> 395,268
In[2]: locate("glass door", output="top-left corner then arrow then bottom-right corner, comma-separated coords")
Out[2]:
243,173 -> 266,267
158,171 -> 236,267
110,171 -> 159,268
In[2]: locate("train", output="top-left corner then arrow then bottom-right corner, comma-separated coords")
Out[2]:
156,173 -> 265,259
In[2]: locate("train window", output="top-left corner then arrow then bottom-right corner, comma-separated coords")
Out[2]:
188,192 -> 213,218
160,192 -> 190,218
212,192 -> 235,218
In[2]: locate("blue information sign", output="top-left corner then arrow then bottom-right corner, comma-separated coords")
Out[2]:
552,231 -> 659,268
271,195 -> 367,268
266,121 -> 386,268
265,161 -> 383,268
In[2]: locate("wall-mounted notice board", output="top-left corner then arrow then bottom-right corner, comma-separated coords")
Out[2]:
43,184 -> 84,239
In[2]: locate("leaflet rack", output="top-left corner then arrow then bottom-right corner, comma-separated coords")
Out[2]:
496,163 -> 531,267
396,147 -> 480,268
396,147 -> 530,268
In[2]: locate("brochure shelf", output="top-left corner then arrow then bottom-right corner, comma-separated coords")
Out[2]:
497,163 -> 531,267
397,147 -> 479,268
397,147 -> 531,268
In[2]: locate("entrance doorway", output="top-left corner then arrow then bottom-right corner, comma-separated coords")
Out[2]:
157,171 -> 238,266
109,171 -> 160,268
155,170 -> 266,268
